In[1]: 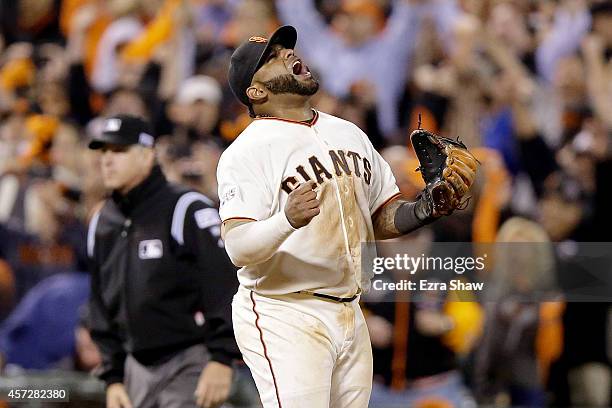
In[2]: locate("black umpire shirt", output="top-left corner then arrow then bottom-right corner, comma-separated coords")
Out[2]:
87,165 -> 239,385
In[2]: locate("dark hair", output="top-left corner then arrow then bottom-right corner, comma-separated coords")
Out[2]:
591,1 -> 612,16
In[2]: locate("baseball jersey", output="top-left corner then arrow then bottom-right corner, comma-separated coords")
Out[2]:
217,110 -> 400,297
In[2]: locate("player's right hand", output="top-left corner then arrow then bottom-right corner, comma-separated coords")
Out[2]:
285,181 -> 320,229
106,383 -> 133,408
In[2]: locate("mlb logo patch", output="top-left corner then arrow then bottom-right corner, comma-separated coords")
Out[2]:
139,239 -> 163,259
104,118 -> 122,132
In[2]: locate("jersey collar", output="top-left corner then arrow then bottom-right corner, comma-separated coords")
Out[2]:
254,109 -> 319,127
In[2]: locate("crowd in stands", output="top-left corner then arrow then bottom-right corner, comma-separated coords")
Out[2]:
0,0 -> 610,406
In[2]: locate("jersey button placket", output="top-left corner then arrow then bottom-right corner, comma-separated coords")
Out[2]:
312,124 -> 357,291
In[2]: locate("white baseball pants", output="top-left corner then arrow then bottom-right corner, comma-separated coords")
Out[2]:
232,285 -> 372,408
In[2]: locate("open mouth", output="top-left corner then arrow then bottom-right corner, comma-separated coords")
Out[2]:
291,59 -> 311,77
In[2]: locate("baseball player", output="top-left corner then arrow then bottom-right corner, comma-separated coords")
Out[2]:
218,25 -> 478,407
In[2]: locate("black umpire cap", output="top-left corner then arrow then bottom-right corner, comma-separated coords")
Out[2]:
88,115 -> 155,150
228,25 -> 297,110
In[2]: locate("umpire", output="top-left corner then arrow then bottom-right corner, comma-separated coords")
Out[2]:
86,115 -> 239,408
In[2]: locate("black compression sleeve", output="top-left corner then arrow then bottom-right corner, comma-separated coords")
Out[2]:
394,200 -> 435,234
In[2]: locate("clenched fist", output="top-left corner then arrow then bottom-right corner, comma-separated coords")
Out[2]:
285,181 -> 320,228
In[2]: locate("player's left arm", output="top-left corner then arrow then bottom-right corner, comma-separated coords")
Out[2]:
368,128 -> 478,240
372,195 -> 434,240
365,127 -> 435,240
371,158 -> 477,240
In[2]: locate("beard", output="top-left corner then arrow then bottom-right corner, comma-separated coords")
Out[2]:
262,74 -> 319,96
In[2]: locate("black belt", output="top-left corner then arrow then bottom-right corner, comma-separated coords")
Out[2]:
296,291 -> 358,303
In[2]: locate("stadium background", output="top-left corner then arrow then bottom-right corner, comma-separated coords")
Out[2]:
0,0 -> 610,406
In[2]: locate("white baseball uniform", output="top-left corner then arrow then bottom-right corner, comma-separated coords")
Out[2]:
217,110 -> 400,408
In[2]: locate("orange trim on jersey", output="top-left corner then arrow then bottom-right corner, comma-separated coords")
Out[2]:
372,192 -> 403,216
254,110 -> 319,127
250,291 -> 283,408
222,217 -> 257,223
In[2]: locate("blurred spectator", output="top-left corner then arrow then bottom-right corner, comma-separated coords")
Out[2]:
221,0 -> 278,48
475,217 -> 562,407
0,257 -> 15,321
167,75 -> 223,144
276,0 -> 462,138
0,0 -> 63,45
89,1 -> 143,92
560,302 -> 611,407
591,0 -> 612,45
0,272 -> 90,370
366,274 -> 483,408
536,0 -> 591,84
0,172 -> 87,297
